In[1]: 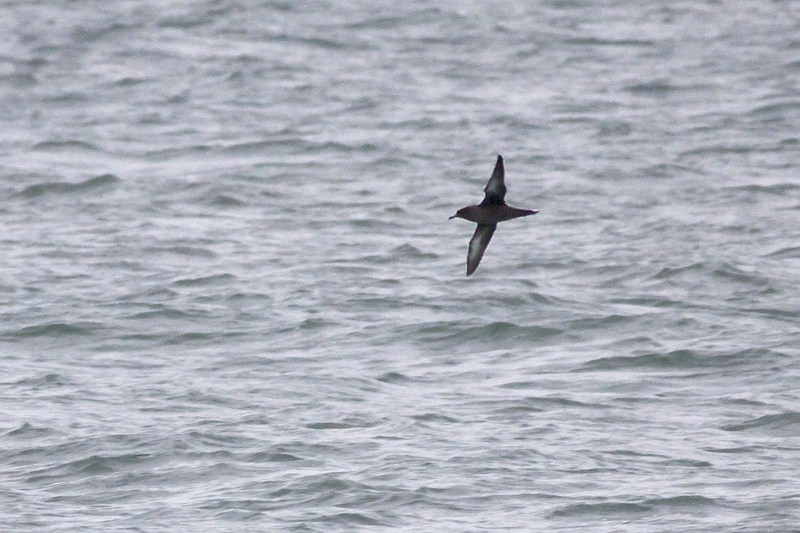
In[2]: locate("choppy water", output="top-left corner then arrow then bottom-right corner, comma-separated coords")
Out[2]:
2,1 -> 800,531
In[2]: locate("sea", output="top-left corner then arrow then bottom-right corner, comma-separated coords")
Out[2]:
1,1 -> 799,531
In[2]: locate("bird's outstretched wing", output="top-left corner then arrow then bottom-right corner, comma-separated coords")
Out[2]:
481,155 -> 506,206
467,223 -> 497,276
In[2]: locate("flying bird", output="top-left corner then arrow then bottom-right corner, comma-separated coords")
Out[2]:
449,155 -> 538,276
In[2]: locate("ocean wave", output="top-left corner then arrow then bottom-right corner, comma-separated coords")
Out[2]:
582,348 -> 774,371
765,245 -> 800,258
17,174 -> 119,198
721,411 -> 800,435
142,245 -> 216,259
5,322 -> 100,339
418,321 -> 563,346
551,501 -> 651,517
173,274 -> 236,287
0,73 -> 37,88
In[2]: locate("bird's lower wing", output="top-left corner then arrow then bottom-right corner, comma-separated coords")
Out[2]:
467,223 -> 497,276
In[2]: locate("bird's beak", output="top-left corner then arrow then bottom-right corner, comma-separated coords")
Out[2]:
448,214 -> 457,219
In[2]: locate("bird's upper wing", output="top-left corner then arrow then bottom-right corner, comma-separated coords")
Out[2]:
481,155 -> 506,206
467,223 -> 497,276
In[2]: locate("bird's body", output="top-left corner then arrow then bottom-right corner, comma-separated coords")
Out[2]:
451,204 -> 537,225
449,155 -> 537,276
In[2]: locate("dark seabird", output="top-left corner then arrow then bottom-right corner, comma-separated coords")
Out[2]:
449,155 -> 538,276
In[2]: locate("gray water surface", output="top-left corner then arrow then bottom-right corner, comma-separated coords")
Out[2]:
2,2 -> 800,531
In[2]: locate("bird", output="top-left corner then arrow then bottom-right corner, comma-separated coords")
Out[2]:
449,155 -> 538,276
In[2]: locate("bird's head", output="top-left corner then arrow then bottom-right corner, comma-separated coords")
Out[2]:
449,208 -> 468,220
